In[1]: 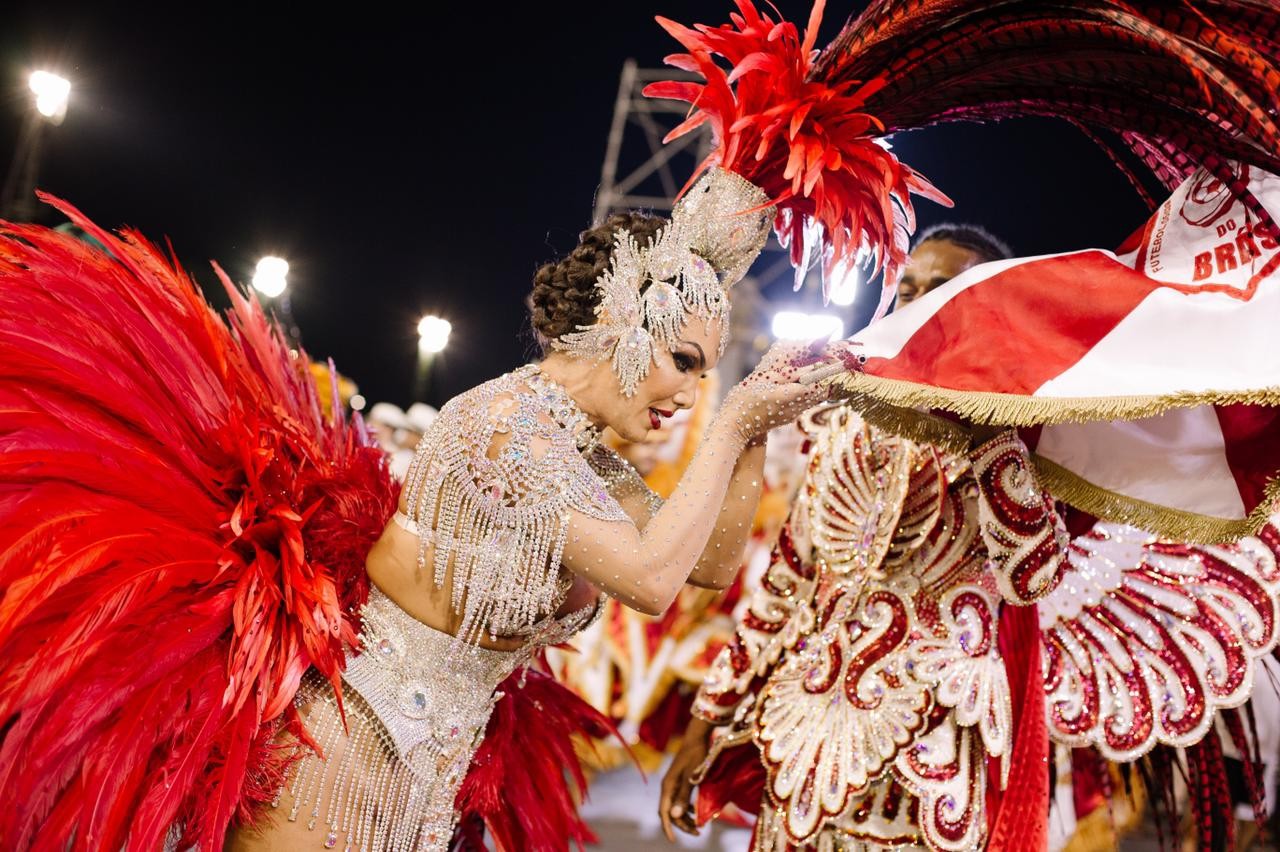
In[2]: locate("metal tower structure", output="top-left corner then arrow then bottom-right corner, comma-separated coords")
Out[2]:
592,59 -> 713,224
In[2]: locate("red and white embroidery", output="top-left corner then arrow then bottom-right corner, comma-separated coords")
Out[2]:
1041,523 -> 1280,760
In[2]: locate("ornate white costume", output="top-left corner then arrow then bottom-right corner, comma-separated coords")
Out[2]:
693,404 -> 1280,850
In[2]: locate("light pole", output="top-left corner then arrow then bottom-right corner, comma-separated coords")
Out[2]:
415,315 -> 451,401
252,256 -> 301,346
2,70 -> 71,221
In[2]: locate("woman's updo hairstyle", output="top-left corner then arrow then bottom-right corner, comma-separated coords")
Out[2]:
530,212 -> 667,348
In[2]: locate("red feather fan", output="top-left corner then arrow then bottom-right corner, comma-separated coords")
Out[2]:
0,195 -> 398,849
0,198 -> 629,851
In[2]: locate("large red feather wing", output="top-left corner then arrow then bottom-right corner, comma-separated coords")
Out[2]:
0,196 -> 396,850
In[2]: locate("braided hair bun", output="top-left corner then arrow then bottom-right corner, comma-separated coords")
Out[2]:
530,212 -> 667,346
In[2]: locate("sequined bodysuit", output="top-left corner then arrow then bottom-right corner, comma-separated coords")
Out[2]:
277,365 -> 656,852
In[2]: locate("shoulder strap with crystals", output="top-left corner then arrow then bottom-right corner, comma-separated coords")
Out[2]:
586,444 -> 664,520
402,367 -> 630,645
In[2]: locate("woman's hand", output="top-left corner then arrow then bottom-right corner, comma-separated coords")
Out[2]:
718,342 -> 828,444
659,717 -> 715,841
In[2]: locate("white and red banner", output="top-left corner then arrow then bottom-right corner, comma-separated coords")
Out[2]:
836,163 -> 1280,541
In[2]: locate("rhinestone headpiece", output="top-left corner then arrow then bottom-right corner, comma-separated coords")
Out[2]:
553,169 -> 774,396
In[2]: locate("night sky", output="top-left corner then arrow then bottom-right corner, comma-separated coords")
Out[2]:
1,2 -> 1154,409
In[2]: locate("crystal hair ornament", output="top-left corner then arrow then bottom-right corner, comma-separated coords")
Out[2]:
553,167 -> 774,396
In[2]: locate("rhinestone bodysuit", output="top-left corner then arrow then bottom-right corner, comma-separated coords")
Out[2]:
280,365 -> 648,852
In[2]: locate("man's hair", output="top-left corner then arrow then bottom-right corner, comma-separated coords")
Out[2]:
913,223 -> 1012,264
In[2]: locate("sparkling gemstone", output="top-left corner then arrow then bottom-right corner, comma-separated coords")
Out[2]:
377,638 -> 394,656
324,832 -> 338,848
413,690 -> 428,711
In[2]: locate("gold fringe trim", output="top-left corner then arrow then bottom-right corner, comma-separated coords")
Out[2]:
823,373 -> 1280,542
827,371 -> 1280,428
1033,457 -> 1280,543
830,393 -> 973,453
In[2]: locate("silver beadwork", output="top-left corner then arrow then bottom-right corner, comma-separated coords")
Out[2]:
553,168 -> 774,396
401,364 -> 628,647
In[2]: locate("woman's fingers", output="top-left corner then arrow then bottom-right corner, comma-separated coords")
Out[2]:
795,360 -> 845,385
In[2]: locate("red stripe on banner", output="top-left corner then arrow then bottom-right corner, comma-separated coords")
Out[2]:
1215,403 -> 1280,519
864,252 -> 1164,393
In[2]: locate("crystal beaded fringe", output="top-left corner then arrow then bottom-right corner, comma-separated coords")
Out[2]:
400,365 -> 628,648
276,588 -> 520,852
281,676 -> 459,852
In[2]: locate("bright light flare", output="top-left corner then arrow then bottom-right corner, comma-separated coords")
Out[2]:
418,315 -> 451,354
29,71 -> 70,121
828,267 -> 860,307
252,256 -> 289,298
771,311 -> 844,342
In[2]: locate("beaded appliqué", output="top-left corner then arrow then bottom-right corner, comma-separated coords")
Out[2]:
553,168 -> 774,396
697,406 -> 1013,849
401,365 -> 628,646
278,582 -> 608,852
585,443 -> 664,518
1040,523 -> 1280,761
282,587 -> 520,852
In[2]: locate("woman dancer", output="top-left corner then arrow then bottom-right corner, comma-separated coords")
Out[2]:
0,169 -> 824,851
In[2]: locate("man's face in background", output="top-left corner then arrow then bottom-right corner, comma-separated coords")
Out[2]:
896,238 -> 983,307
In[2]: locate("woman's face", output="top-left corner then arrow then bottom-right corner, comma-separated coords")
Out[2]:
599,317 -> 722,442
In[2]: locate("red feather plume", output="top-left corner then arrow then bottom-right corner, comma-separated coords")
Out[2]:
645,0 -> 951,311
0,196 -> 397,850
453,663 -> 623,852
